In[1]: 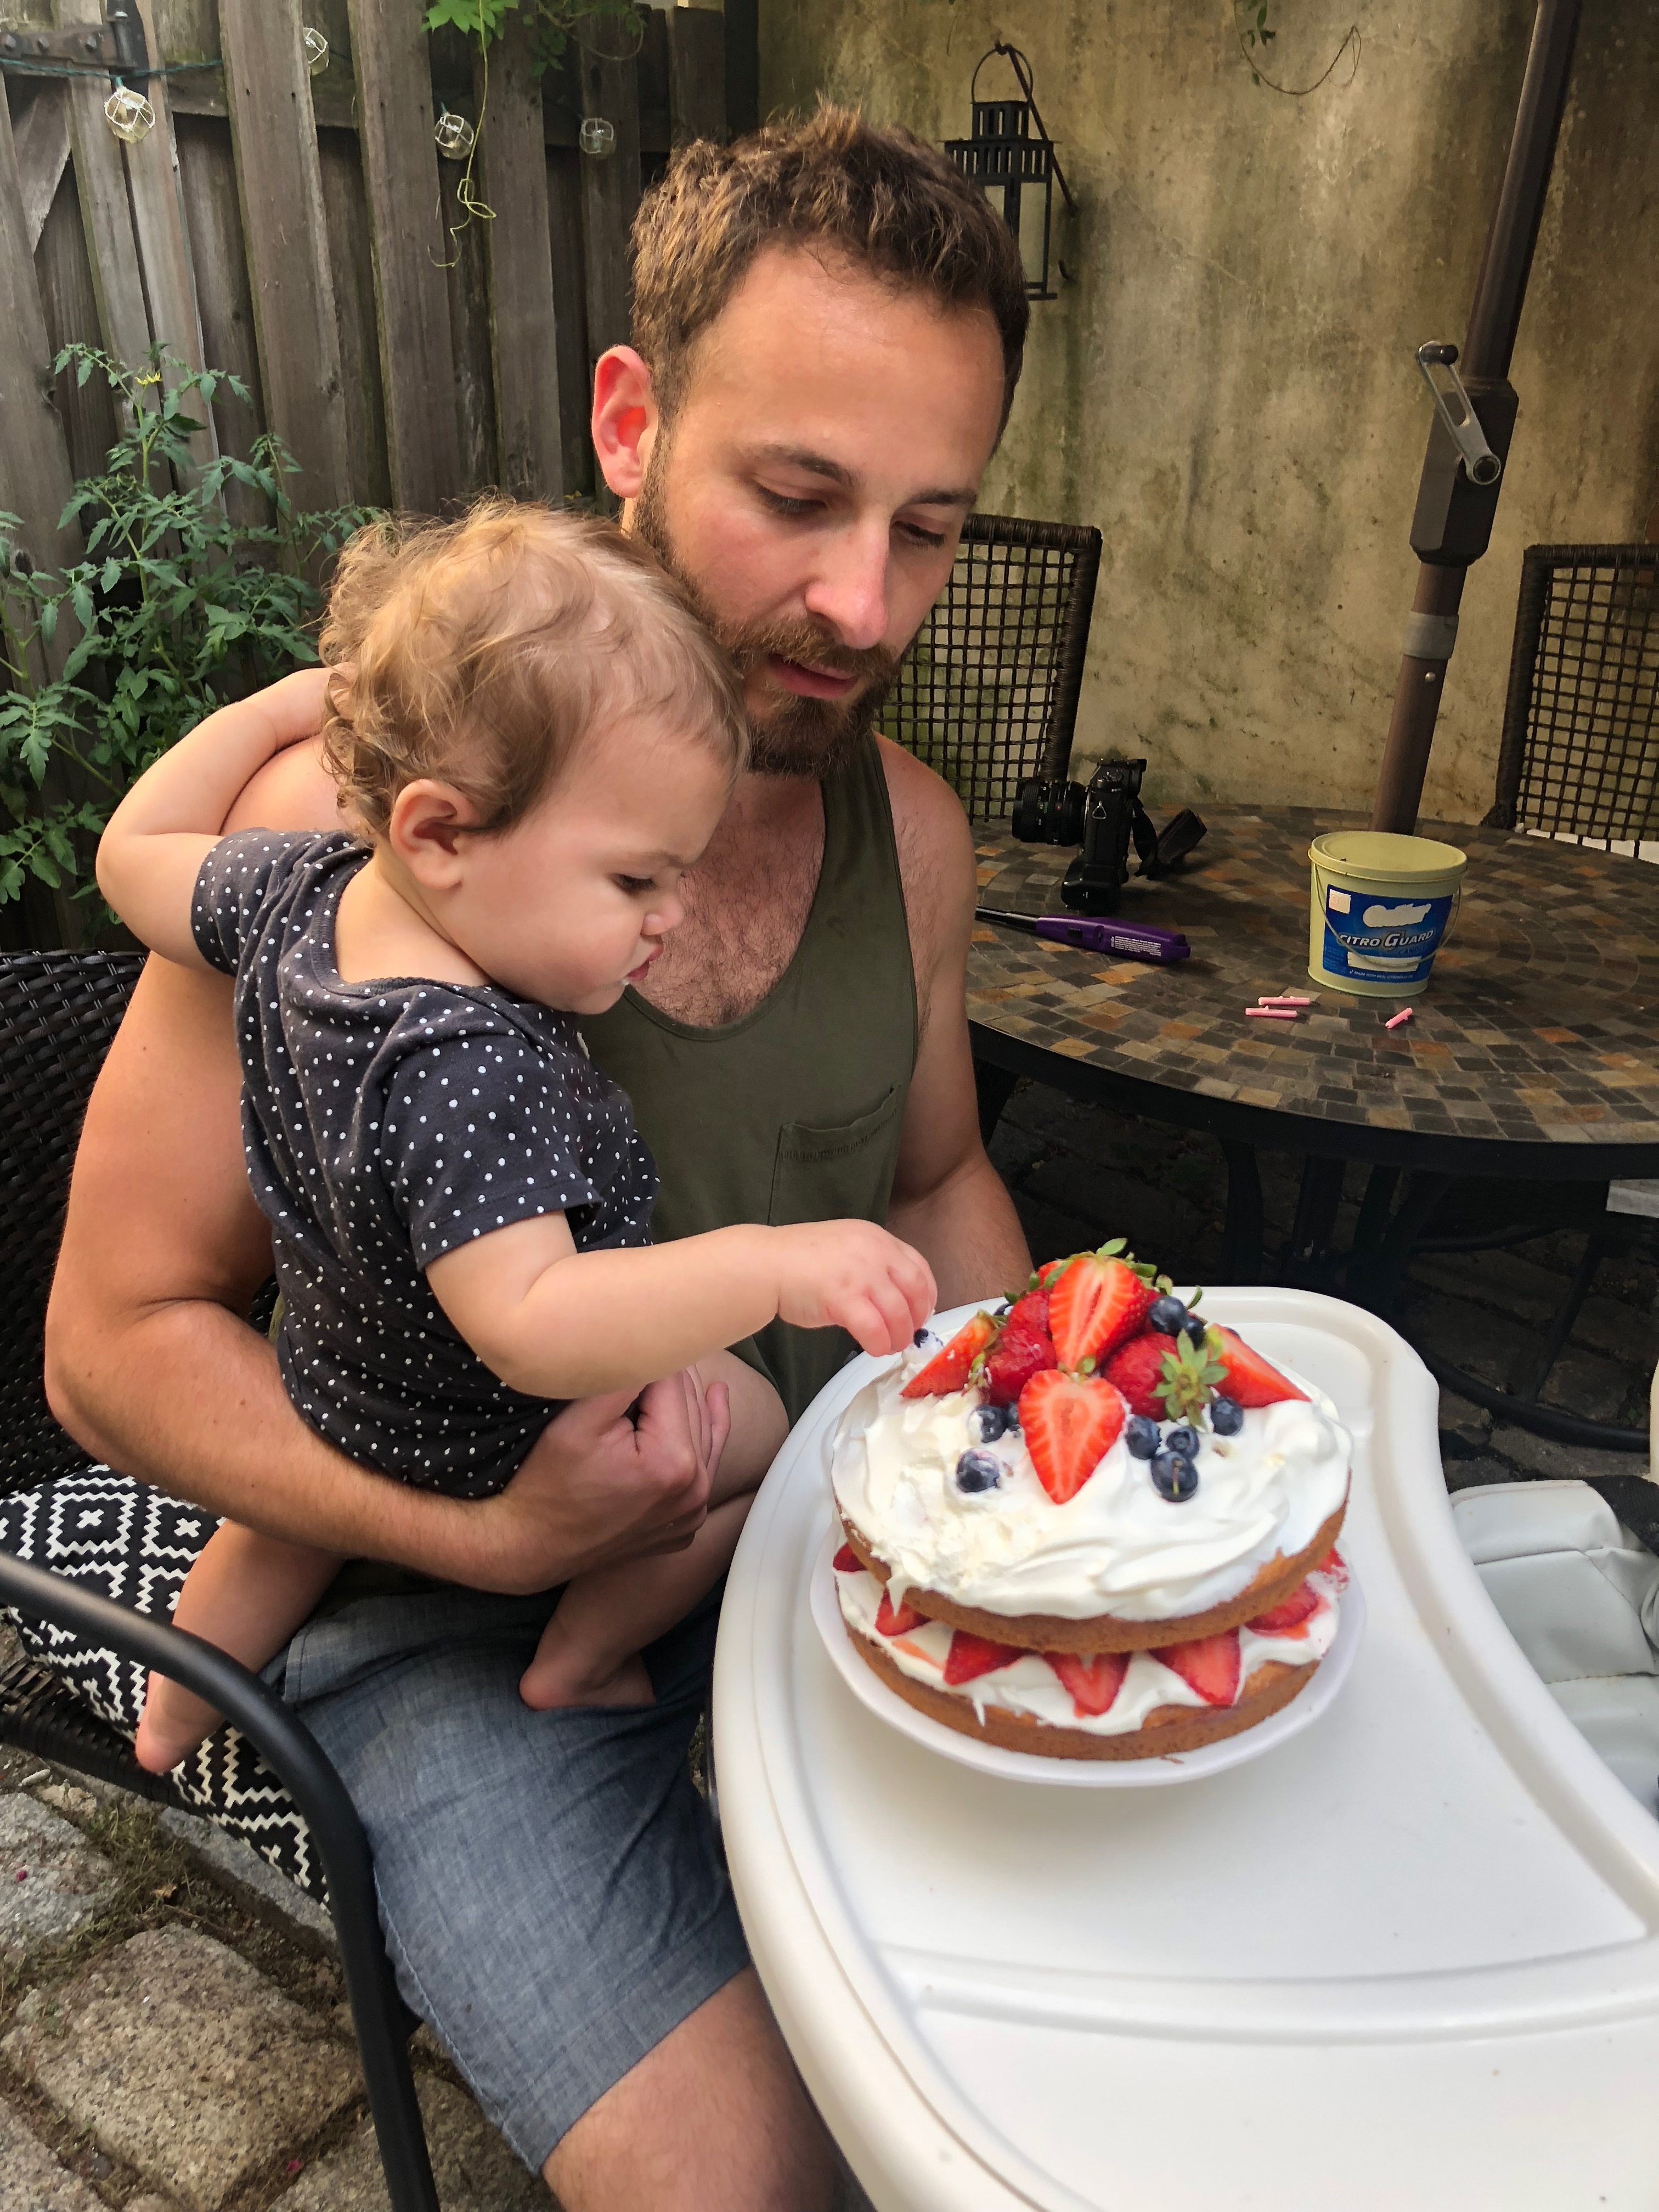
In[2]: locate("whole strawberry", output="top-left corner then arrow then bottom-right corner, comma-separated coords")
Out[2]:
982,1289 -> 1058,1406
1101,1331 -> 1179,1419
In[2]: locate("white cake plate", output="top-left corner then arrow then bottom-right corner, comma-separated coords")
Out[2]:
809,1522 -> 1365,1787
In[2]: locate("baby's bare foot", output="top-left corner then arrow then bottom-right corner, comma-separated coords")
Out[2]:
519,1634 -> 654,1712
133,1675 -> 221,1774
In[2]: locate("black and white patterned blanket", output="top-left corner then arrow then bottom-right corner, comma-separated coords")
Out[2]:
0,1469 -> 323,1897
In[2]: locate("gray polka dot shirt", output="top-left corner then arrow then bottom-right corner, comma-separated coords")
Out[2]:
194,830 -> 658,1498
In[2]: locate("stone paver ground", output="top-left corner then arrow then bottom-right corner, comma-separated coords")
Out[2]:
0,1078 -> 1650,2207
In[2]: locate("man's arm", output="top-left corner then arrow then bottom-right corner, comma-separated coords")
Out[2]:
879,741 -> 1031,1305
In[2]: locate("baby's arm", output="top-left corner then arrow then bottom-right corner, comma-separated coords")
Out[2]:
96,667 -> 332,964
133,1522 -> 342,1774
426,1212 -> 935,1402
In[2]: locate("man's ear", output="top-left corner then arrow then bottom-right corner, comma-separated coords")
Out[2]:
387,780 -> 483,889
591,346 -> 658,502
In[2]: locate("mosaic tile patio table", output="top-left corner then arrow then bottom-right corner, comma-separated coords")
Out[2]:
968,806 -> 1659,1301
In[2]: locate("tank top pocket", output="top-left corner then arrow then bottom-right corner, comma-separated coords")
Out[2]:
767,1085 -> 906,1229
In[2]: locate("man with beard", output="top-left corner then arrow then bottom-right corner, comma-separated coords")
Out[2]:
39,106 -> 1033,2210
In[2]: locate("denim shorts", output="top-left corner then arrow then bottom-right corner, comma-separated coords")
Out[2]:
274,1579 -> 749,2172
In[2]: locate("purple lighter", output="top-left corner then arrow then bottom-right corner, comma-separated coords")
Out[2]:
975,907 -> 1190,964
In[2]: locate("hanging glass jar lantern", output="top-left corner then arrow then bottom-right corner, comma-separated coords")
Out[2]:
579,116 -> 617,159
433,106 -> 476,161
944,44 -> 1076,302
103,84 -> 155,143
302,26 -> 329,75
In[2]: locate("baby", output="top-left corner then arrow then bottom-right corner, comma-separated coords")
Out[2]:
97,500 -> 934,1774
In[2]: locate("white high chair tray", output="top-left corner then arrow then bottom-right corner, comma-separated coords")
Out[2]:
713,1291 -> 1659,2211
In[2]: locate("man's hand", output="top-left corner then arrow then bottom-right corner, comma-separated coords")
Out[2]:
459,1370 -> 731,1595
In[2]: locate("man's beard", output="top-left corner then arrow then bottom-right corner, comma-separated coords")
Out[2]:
633,453 -> 899,779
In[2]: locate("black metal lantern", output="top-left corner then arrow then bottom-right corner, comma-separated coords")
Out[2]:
945,44 -> 1076,301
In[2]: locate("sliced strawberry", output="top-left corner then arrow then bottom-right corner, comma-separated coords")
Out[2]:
832,1543 -> 861,1574
902,1311 -> 997,1398
1246,1581 -> 1320,1635
1209,1326 -> 1306,1408
1048,1254 -> 1155,1371
1035,1258 -> 1071,1288
942,1630 -> 1025,1685
1155,1629 -> 1242,1707
1045,1649 -> 1130,1718
983,1312 -> 1058,1406
875,1588 -> 927,1637
1018,1370 -> 1127,1504
1101,1331 -> 1179,1419
1316,1547 -> 1350,1592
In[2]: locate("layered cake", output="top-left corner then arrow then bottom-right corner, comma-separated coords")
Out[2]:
829,1245 -> 1352,1760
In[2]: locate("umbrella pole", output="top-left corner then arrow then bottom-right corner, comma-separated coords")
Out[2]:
1370,0 -> 1582,833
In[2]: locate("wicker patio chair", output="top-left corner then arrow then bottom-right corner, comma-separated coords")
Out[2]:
0,951 -> 440,2212
888,512 -> 1102,823
1487,543 -> 1659,855
1392,546 -> 1659,1450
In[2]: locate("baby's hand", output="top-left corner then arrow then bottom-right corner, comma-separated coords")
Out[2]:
769,1221 -> 935,1356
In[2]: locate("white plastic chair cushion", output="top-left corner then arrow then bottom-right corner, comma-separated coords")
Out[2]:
1453,1479 -> 1659,1815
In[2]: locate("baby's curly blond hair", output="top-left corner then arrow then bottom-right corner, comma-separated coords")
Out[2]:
319,498 -> 746,839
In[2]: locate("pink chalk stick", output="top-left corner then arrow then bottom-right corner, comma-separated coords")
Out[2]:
1384,1008 -> 1414,1030
1259,993 -> 1313,1006
1245,1006 -> 1300,1020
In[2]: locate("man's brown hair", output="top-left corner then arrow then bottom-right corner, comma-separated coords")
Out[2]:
631,100 -> 1030,428
319,499 -> 746,839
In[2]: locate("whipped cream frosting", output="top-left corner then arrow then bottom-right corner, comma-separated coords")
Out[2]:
829,1342 -> 1350,1623
837,1559 -> 1340,1737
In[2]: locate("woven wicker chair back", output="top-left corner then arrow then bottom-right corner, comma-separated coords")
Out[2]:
889,513 -> 1102,823
1489,544 -> 1659,855
0,952 -> 143,1494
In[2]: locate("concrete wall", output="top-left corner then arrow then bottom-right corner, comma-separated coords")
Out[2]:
760,2 -> 1659,824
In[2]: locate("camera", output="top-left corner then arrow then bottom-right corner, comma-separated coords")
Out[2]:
1011,774 -> 1085,847
1061,758 -> 1146,914
1012,758 -> 1207,915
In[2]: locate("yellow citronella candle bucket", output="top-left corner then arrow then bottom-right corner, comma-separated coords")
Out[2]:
1307,830 -> 1467,998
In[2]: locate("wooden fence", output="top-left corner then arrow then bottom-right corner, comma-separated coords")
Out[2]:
0,0 -> 735,560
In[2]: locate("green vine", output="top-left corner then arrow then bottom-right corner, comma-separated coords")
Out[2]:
1234,4 -> 1360,95
422,0 -> 641,80
0,346 -> 373,919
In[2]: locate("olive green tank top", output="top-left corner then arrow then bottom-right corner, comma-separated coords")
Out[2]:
583,735 -> 917,1425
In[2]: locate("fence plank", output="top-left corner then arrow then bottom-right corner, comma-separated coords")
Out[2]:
578,42 -> 641,365
667,4 -> 725,148
35,163 -> 122,485
478,15 -> 563,502
0,91 -> 81,580
545,147 -> 591,499
318,127 -> 392,512
14,84 -> 71,253
126,0 -> 212,368
173,113 -> 266,527
54,0 -> 153,377
438,160 -> 497,499
0,89 -> 88,948
218,0 -> 351,515
345,0 -> 460,512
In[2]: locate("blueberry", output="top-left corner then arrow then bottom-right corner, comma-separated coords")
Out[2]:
1182,1314 -> 1209,1347
912,1327 -> 932,1348
1148,1294 -> 1188,1336
1149,1449 -> 1199,1503
1125,1414 -> 1160,1460
1209,1395 -> 1244,1436
968,1403 -> 1009,1443
1164,1424 -> 1200,1459
956,1450 -> 1001,1493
